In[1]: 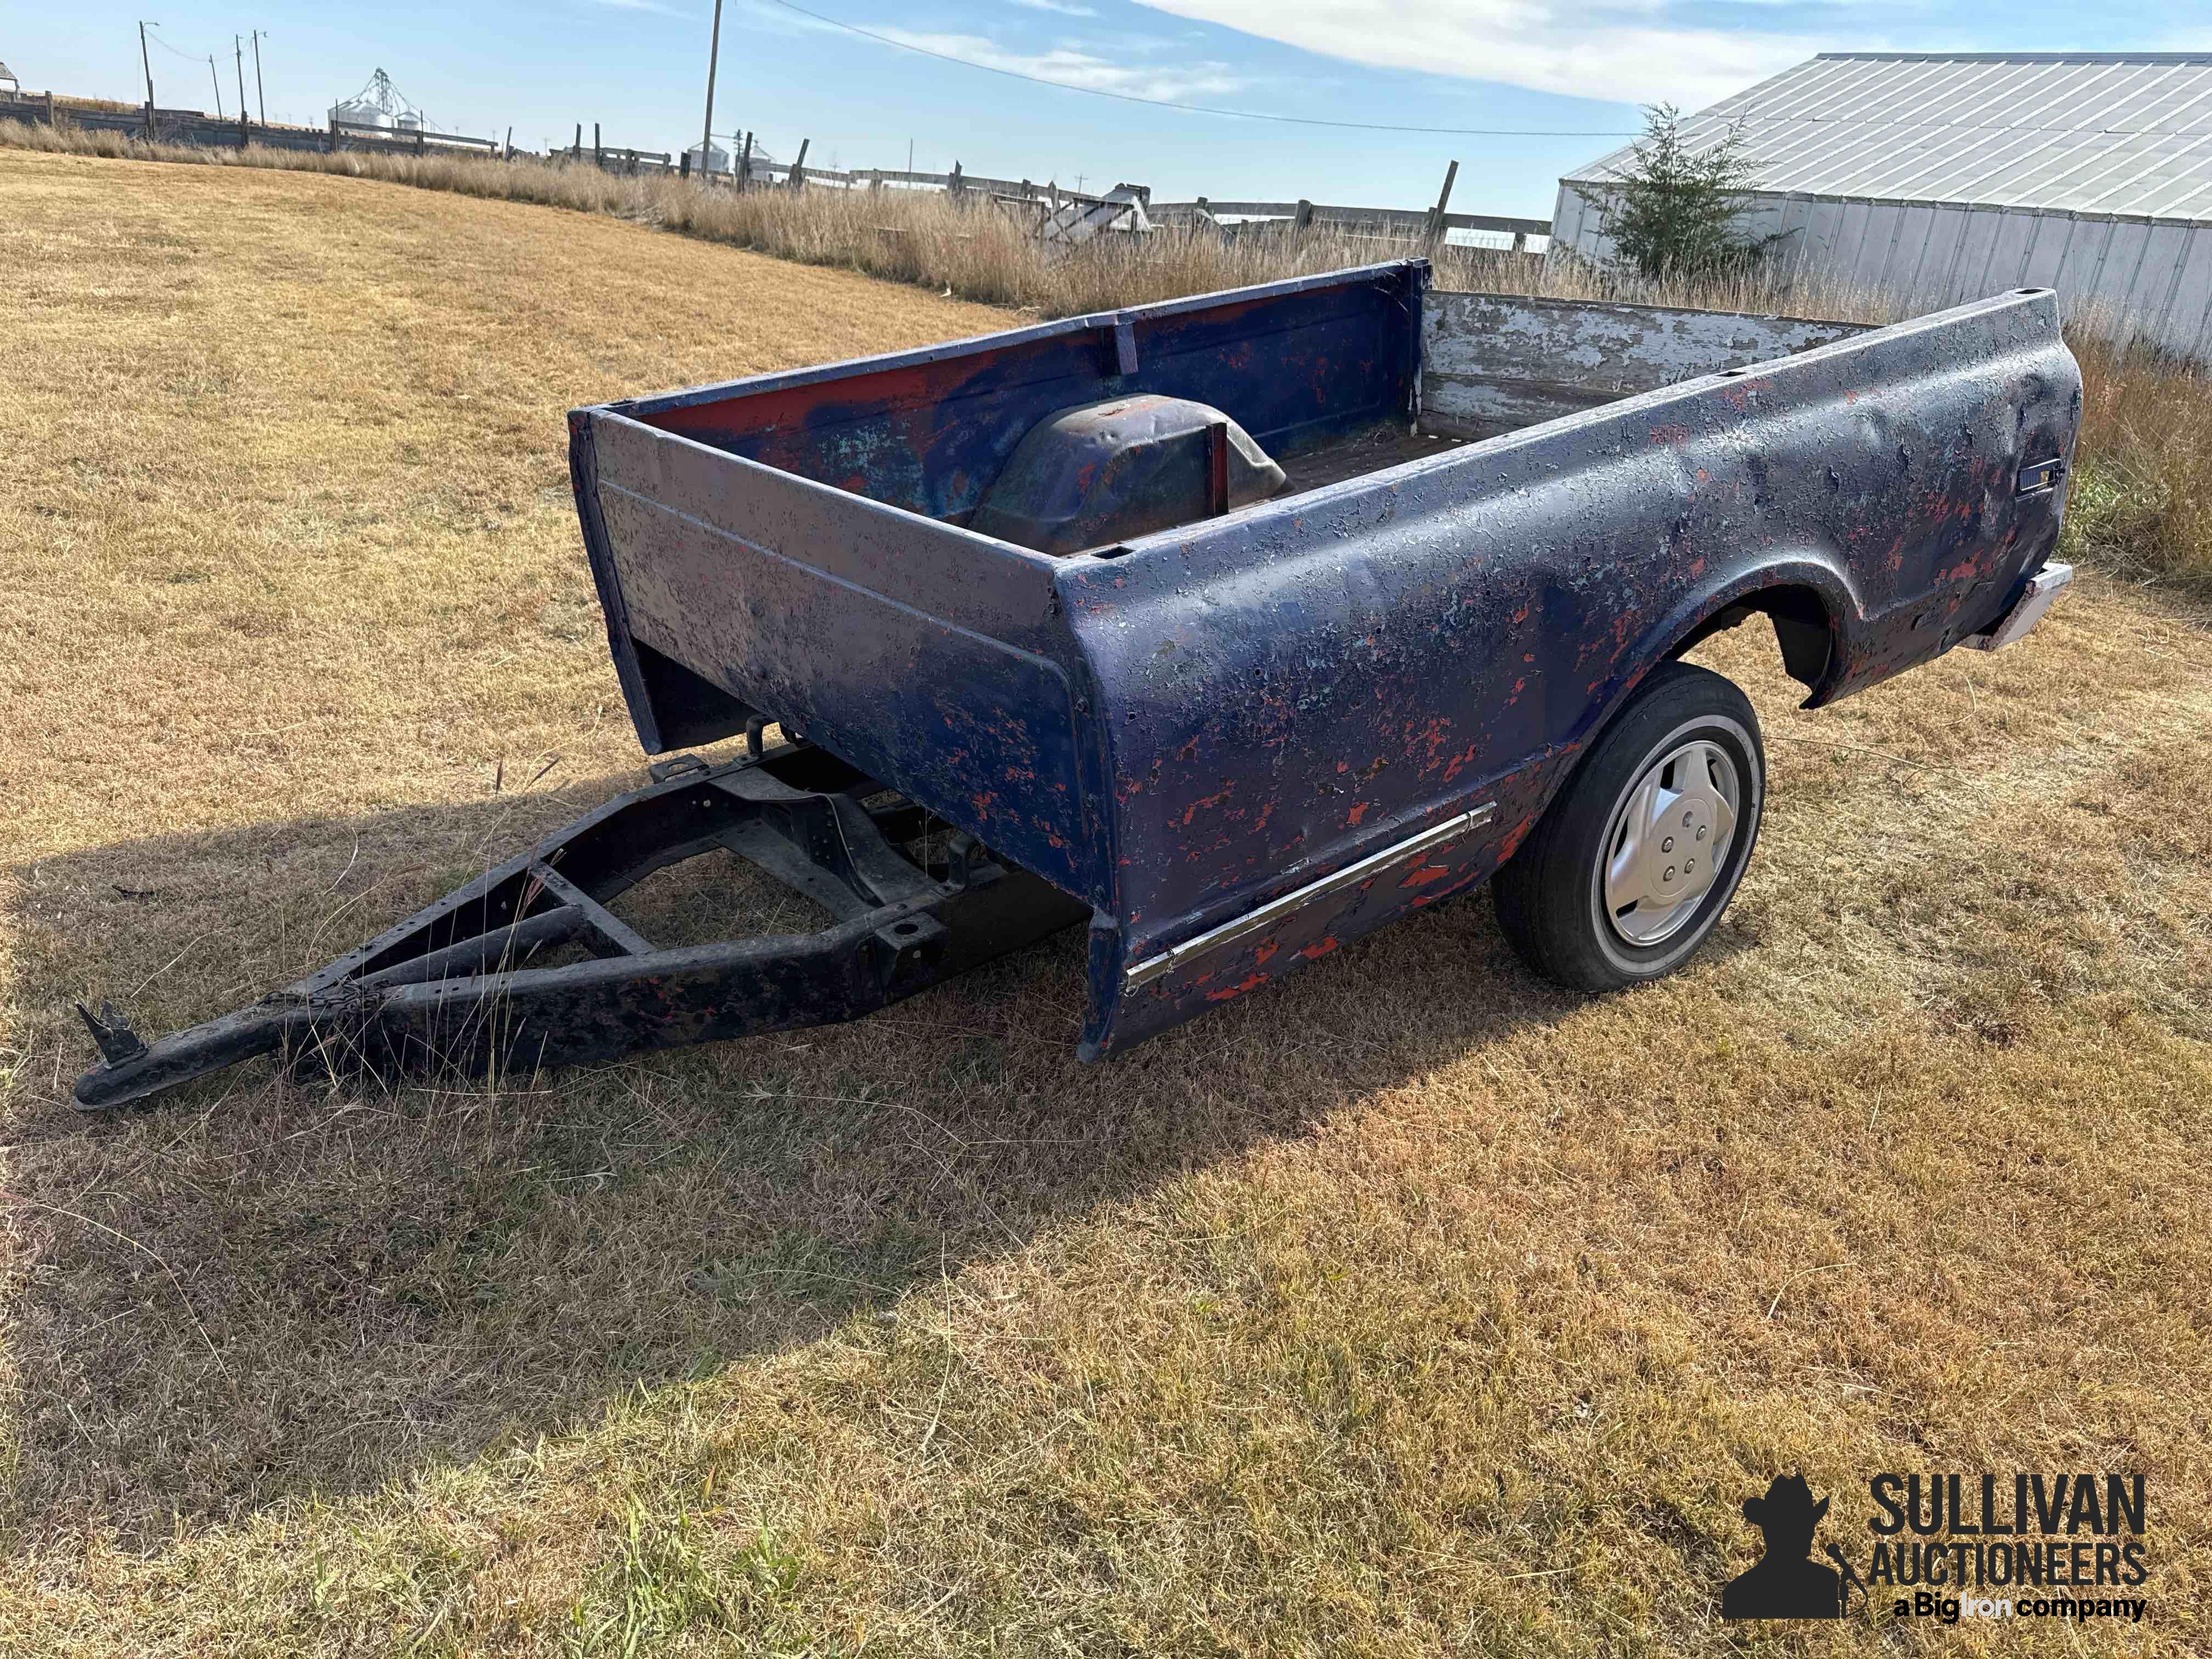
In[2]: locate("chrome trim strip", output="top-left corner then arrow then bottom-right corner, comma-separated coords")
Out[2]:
1962,561 -> 2073,651
1122,803 -> 1496,992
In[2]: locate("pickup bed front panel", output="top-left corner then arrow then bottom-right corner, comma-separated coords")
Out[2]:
615,265 -> 1425,526
583,414 -> 1101,901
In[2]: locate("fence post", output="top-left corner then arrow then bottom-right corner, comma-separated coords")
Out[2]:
681,151 -> 691,180
45,89 -> 57,126
1423,159 -> 1458,242
328,111 -> 338,152
1294,199 -> 1314,232
594,122 -> 602,168
948,161 -> 963,204
242,110 -> 251,150
789,138 -> 810,189
573,122 -> 582,159
738,131 -> 753,188
505,126 -> 512,162
417,123 -> 426,156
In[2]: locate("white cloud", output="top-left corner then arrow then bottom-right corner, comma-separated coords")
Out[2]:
1012,0 -> 1101,15
866,27 -> 1253,101
1130,0 -> 1820,107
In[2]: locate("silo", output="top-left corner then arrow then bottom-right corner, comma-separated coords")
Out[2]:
334,99 -> 392,132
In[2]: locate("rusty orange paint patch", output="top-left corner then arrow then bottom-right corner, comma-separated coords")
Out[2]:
1204,973 -> 1270,1002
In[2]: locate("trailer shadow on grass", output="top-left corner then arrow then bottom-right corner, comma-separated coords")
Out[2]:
0,770 -> 1737,1551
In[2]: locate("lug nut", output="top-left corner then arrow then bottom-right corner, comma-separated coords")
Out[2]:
1696,826 -> 1708,841
1664,866 -> 1677,881
1662,836 -> 1675,851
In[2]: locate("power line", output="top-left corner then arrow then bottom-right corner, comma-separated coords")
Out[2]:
763,0 -> 1641,138
144,26 -> 216,63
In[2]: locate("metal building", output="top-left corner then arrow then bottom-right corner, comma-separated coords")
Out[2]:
1553,52 -> 2212,358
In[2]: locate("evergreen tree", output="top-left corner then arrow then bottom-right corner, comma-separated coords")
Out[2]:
1578,104 -> 1770,280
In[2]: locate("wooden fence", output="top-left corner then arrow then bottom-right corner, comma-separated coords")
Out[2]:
3,91 -> 1553,246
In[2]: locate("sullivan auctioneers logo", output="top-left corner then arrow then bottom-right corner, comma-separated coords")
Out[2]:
1720,1471 -> 2151,1626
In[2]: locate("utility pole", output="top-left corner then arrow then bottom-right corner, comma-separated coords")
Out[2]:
249,30 -> 266,125
138,21 -> 158,138
699,0 -> 724,180
208,55 -> 223,120
233,36 -> 247,131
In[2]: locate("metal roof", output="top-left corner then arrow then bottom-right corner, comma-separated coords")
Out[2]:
1566,53 -> 2212,222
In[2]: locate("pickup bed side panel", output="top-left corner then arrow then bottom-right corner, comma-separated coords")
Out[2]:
1420,292 -> 1871,435
1063,290 -> 2078,1054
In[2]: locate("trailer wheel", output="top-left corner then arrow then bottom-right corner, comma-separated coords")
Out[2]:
1492,662 -> 1764,992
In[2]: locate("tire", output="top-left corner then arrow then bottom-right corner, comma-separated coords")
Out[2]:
1493,661 -> 1764,992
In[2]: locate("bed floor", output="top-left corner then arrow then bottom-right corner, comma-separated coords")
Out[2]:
1275,422 -> 1479,499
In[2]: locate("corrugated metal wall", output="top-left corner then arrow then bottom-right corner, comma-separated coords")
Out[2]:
1550,184 -> 2212,359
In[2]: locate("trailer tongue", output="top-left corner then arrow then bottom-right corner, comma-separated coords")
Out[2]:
73,740 -> 1085,1110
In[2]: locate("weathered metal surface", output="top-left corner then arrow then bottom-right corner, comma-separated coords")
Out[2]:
1054,285 -> 2077,1054
585,413 -> 1096,899
1421,292 -> 1870,436
569,261 -> 2077,1061
1961,560 -> 2074,651
571,261 -> 1427,907
597,262 -> 1422,522
968,395 -> 1285,555
72,743 -> 1088,1110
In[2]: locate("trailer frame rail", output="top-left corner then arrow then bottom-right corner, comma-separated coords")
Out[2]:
72,742 -> 1087,1110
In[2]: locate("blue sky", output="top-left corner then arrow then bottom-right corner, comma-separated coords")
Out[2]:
13,2 -> 2193,219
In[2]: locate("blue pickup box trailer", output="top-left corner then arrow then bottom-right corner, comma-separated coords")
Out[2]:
75,259 -> 2079,1108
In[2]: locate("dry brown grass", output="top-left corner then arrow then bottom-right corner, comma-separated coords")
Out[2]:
2062,328 -> 2212,597
3,112 -> 1901,324
3,146 -> 2211,1656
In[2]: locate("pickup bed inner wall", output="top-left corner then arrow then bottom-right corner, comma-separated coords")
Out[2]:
1420,292 -> 1871,438
624,268 -> 1426,526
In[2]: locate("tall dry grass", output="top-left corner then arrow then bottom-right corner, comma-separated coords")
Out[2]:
5,112 -> 2205,593
0,113 -> 1899,320
2061,326 -> 2212,595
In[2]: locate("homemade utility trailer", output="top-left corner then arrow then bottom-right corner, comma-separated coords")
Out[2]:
76,259 -> 2079,1109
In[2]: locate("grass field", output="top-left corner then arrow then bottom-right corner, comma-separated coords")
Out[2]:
3,146 -> 2210,1656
